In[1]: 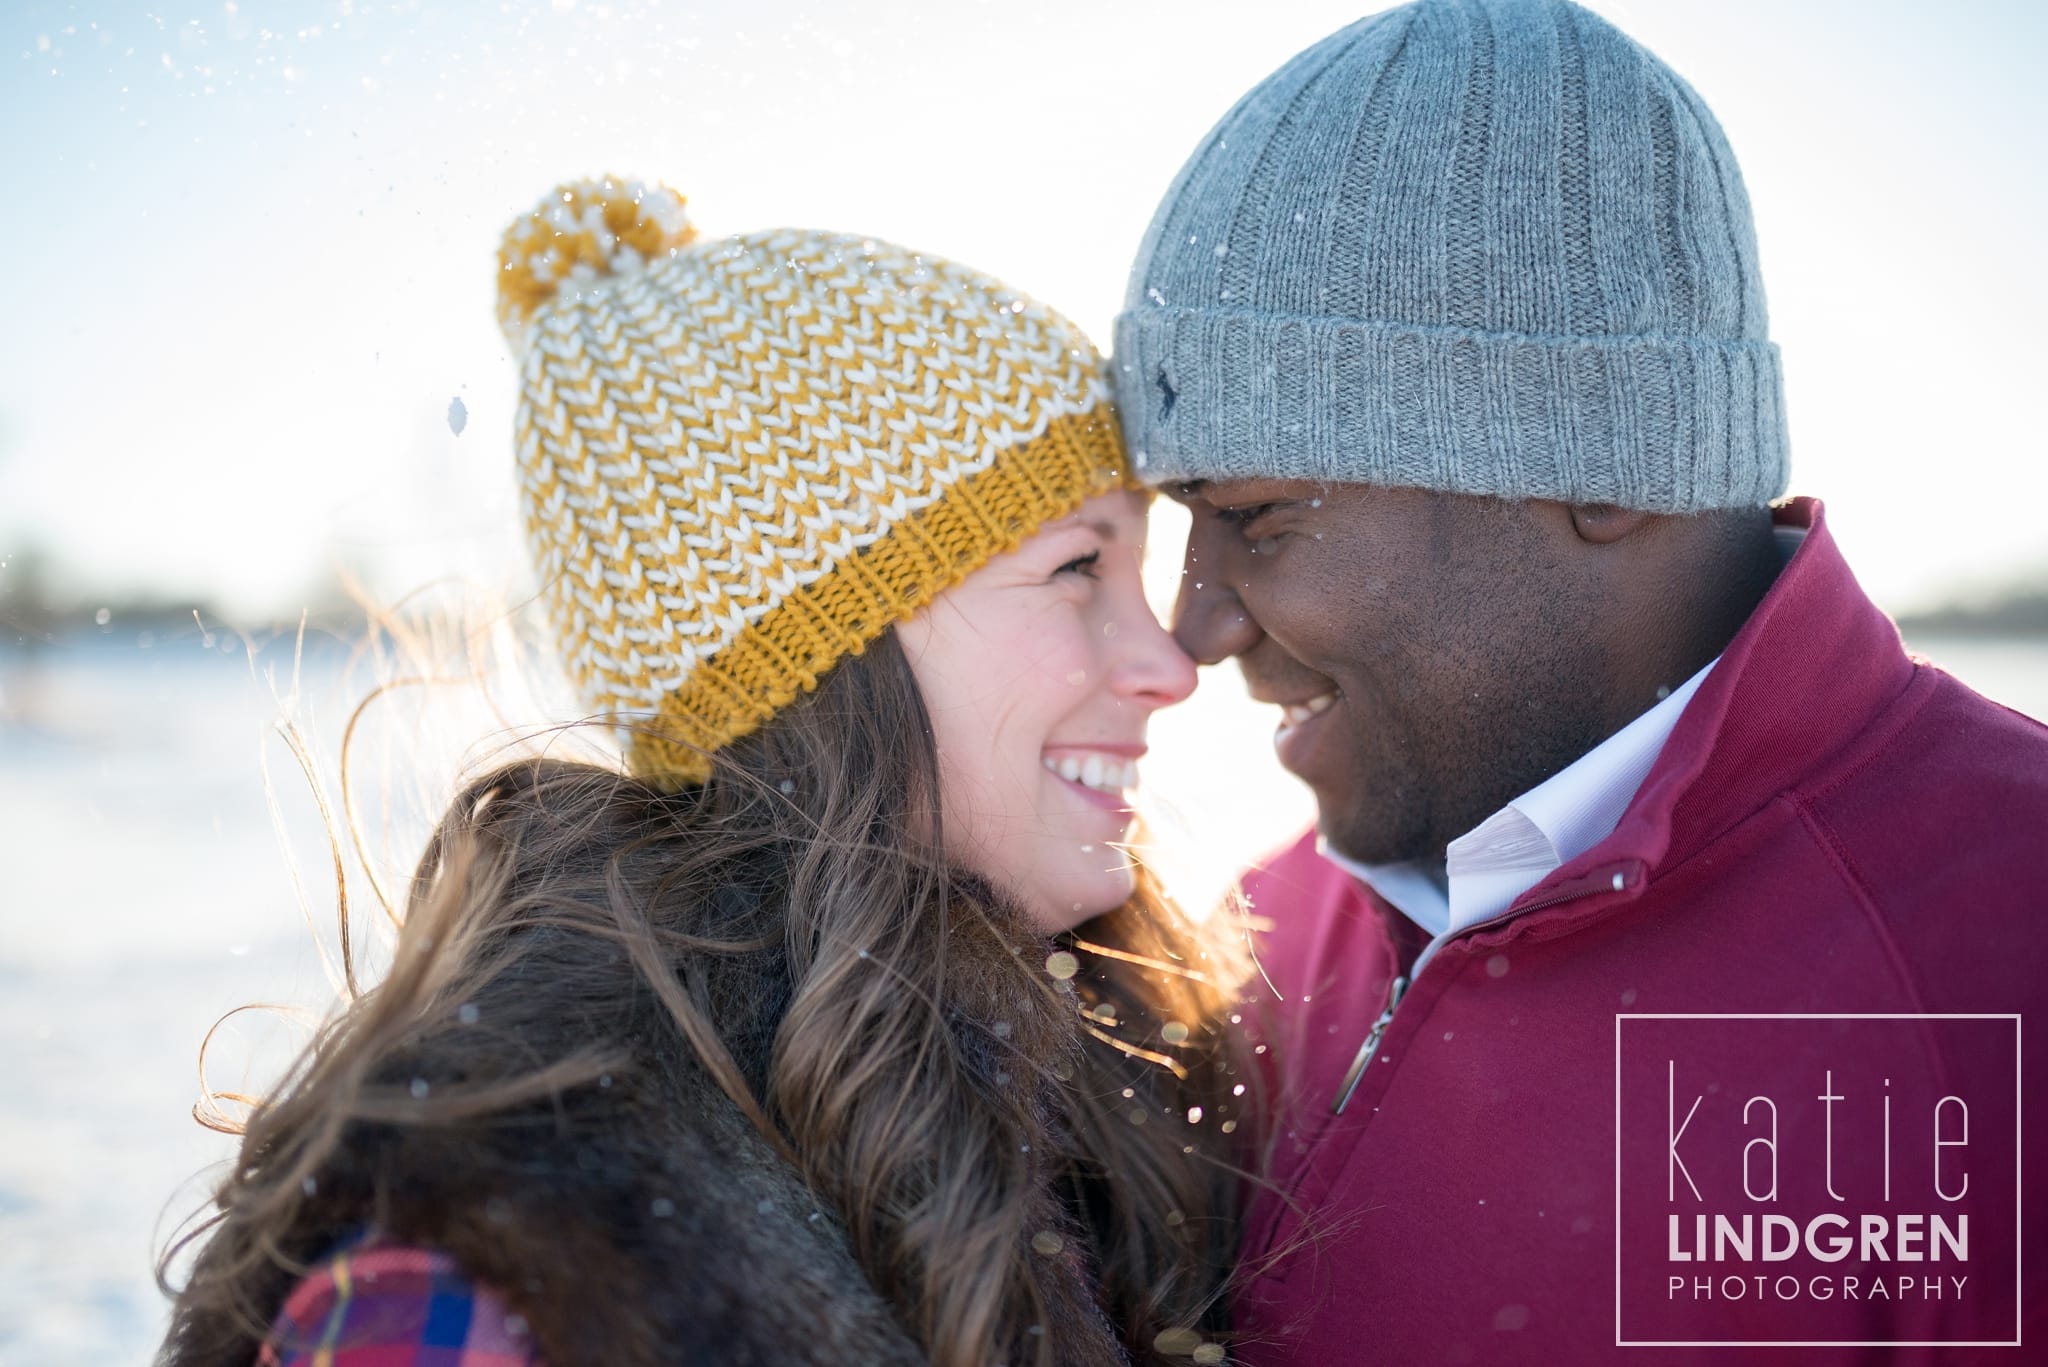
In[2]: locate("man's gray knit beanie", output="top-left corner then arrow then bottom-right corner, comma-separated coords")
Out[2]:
1114,0 -> 1787,512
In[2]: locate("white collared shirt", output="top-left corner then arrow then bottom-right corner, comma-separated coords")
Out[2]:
1322,658 -> 1716,938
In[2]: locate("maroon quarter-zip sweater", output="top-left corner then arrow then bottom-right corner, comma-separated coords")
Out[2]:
1234,500 -> 2045,1365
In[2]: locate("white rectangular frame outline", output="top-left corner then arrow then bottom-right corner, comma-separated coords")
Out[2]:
1612,1012 -> 2022,1349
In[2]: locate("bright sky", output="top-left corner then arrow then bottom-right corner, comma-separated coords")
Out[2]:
4,0 -> 2043,619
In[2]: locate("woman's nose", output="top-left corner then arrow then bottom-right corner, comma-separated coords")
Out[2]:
1170,528 -> 1262,666
1108,594 -> 1199,709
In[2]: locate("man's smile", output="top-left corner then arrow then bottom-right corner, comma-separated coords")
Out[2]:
1277,690 -> 1338,729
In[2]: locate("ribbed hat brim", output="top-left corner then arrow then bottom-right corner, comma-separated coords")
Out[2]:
622,408 -> 1128,786
1115,307 -> 1786,512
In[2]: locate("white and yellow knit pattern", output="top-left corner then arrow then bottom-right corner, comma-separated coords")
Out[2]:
497,177 -> 1128,783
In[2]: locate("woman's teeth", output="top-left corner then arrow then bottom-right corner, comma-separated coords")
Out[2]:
1043,752 -> 1136,793
1281,692 -> 1338,727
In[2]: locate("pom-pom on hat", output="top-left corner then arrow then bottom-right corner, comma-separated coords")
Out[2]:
496,177 -> 698,343
497,176 -> 1129,785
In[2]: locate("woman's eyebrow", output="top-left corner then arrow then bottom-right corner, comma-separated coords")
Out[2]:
1037,518 -> 1118,543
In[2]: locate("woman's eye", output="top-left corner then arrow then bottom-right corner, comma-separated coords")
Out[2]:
1055,550 -> 1101,578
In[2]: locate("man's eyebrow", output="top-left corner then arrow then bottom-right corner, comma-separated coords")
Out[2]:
1168,480 -> 1207,502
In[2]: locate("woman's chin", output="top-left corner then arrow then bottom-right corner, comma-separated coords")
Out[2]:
1025,870 -> 1136,935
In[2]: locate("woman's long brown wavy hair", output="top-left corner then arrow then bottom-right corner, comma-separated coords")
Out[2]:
157,629 -> 1252,1366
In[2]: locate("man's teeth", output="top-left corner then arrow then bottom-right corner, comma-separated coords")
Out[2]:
1043,753 -> 1137,793
1281,692 -> 1338,727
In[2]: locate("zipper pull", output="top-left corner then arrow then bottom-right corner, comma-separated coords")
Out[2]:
1331,973 -> 1408,1115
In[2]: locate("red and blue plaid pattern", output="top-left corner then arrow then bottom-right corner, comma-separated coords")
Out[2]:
260,1242 -> 543,1366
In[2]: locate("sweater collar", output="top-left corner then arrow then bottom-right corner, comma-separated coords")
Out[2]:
1553,497 -> 1914,893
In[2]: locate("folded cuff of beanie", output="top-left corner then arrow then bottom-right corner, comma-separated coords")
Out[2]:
1113,308 -> 1788,513
622,407 -> 1128,787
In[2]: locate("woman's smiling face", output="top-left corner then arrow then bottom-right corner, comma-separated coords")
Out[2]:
895,490 -> 1197,933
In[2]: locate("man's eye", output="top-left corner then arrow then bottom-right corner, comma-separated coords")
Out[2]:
1055,551 -> 1101,578
1215,502 -> 1278,528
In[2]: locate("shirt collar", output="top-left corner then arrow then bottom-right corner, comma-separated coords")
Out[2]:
1322,657 -> 1717,938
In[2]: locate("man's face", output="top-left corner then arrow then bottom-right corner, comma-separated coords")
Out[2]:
1169,478 -> 1609,867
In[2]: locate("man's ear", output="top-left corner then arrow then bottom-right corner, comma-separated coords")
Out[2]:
1568,503 -> 1656,546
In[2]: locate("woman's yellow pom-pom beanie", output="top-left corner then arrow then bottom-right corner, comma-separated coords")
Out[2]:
496,177 -> 1130,784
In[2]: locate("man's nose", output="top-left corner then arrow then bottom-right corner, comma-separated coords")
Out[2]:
1170,532 -> 1262,665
